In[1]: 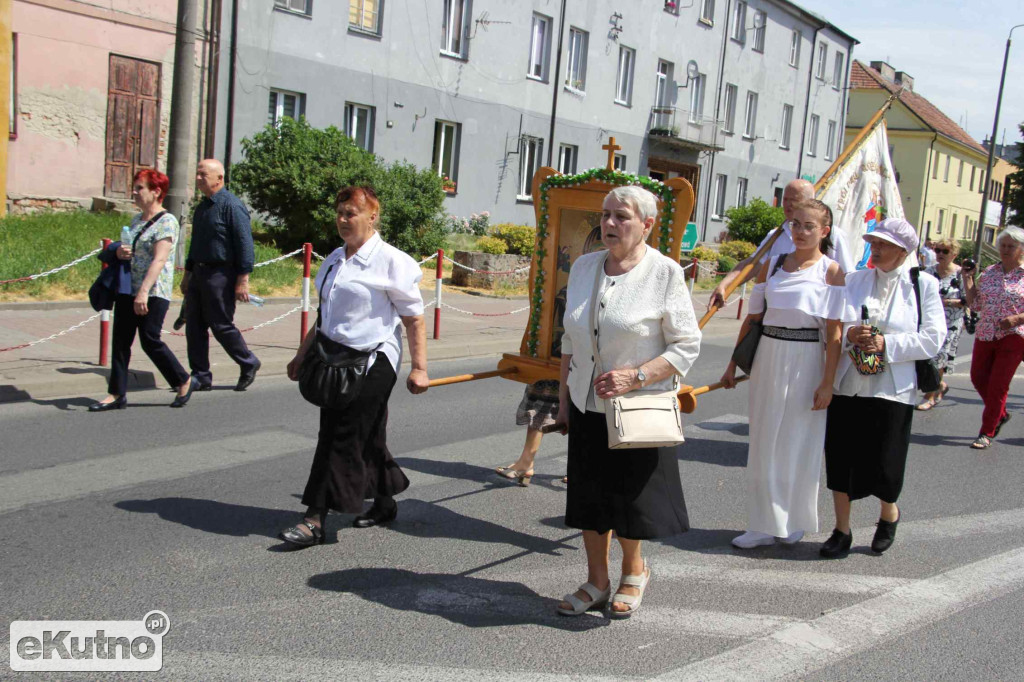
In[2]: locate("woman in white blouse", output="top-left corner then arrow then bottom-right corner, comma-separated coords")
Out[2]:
821,218 -> 946,558
279,186 -> 429,548
552,186 -> 701,618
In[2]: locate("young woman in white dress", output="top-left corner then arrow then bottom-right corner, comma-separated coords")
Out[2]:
721,200 -> 846,548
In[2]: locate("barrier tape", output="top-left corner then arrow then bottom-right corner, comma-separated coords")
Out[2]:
0,248 -> 104,286
161,304 -> 302,337
443,255 -> 530,276
253,248 -> 303,268
0,312 -> 103,352
441,301 -> 531,317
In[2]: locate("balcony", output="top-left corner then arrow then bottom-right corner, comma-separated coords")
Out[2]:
648,106 -> 724,152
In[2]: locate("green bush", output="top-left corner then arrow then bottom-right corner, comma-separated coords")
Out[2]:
232,117 -> 447,257
719,240 -> 757,261
491,223 -> 536,256
724,198 -> 785,244
717,255 -> 738,273
476,236 -> 508,254
689,245 -> 718,261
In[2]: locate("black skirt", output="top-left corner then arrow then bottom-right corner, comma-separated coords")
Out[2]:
824,394 -> 914,503
301,358 -> 409,514
564,402 -> 689,540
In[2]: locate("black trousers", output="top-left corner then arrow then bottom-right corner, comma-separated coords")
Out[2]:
185,264 -> 259,385
109,294 -> 190,396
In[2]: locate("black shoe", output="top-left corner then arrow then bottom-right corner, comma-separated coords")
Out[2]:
170,379 -> 196,408
88,395 -> 127,412
819,529 -> 852,559
994,413 -> 1011,438
279,513 -> 326,548
871,510 -> 900,554
235,359 -> 261,392
353,500 -> 397,528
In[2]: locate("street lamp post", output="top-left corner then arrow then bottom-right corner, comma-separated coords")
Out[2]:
975,23 -> 1024,262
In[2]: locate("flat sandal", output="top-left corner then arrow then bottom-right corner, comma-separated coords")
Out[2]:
609,561 -> 651,619
556,582 -> 610,616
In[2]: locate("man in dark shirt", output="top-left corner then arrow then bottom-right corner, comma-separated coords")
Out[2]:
180,159 -> 261,391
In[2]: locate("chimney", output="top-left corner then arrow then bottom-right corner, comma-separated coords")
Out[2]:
895,71 -> 914,91
870,60 -> 896,82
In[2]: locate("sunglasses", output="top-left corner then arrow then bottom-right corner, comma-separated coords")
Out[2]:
933,248 -> 950,255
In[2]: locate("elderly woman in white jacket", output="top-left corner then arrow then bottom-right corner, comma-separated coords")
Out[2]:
552,186 -> 701,619
821,218 -> 946,559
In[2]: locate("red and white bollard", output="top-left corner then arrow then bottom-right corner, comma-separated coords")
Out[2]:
99,238 -> 111,366
433,249 -> 443,340
688,256 -> 698,295
736,281 -> 747,320
300,242 -> 312,342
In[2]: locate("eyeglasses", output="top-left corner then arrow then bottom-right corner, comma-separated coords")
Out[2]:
933,248 -> 950,255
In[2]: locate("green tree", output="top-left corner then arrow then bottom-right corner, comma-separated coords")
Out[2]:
723,198 -> 785,244
232,117 -> 447,256
1005,122 -> 1024,227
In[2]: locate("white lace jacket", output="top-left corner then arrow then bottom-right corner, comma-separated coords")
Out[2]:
561,247 -> 702,412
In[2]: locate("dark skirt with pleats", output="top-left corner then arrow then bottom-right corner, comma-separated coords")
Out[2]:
301,358 -> 409,514
564,402 -> 689,540
824,394 -> 914,503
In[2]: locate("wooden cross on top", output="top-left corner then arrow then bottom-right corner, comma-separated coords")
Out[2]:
602,137 -> 621,171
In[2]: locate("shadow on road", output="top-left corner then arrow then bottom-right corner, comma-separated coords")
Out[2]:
115,496 -> 301,539
677,437 -> 748,467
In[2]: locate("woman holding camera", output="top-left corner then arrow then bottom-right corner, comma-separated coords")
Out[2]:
917,239 -> 965,411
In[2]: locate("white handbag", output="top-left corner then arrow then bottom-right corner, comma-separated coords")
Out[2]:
588,256 -> 686,450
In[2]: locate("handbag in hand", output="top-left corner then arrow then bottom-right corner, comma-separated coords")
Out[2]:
910,268 -> 942,393
588,254 -> 685,450
730,256 -> 787,375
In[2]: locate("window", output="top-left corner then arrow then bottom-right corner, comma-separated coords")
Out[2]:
986,226 -> 996,244
816,41 -> 827,80
614,153 -> 626,171
780,104 -> 793,149
713,174 -> 728,219
558,144 -> 578,174
824,120 -> 836,161
689,73 -> 706,123
441,0 -> 469,58
743,91 -> 758,139
807,115 -> 819,156
932,152 -> 940,180
8,33 -> 15,140
654,60 -> 673,109
736,177 -> 748,207
699,0 -> 715,24
349,0 -> 380,33
614,46 -> 635,105
979,170 -> 986,193
789,30 -> 801,67
951,213 -> 958,236
731,1 -> 747,43
268,89 -> 304,125
565,28 -> 588,91
937,209 -> 945,233
944,155 -> 950,182
432,120 -> 460,192
518,136 -> 543,200
275,0 -> 311,15
752,10 -> 766,52
722,84 -> 737,133
344,103 -> 374,151
832,51 -> 844,89
527,14 -> 551,81
957,159 -> 964,186
970,166 -> 976,191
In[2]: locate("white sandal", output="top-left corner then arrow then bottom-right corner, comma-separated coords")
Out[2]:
556,582 -> 610,616
609,561 -> 651,619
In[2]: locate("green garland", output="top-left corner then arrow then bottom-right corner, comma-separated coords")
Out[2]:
527,168 -> 678,356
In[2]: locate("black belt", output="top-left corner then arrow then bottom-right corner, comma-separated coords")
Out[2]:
195,261 -> 229,268
762,326 -> 820,342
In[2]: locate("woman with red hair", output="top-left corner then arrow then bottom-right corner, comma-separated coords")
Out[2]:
89,169 -> 193,411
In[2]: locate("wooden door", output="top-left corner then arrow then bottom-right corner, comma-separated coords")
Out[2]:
104,55 -> 160,197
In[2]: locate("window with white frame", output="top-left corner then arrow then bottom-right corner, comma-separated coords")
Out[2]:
723,83 -> 737,133
699,0 -> 715,24
951,213 -> 958,236
957,159 -> 964,186
558,144 -> 578,174
970,166 -> 976,191
736,177 -> 748,207
654,60 -> 673,111
944,155 -> 950,182
979,170 -> 985,193
441,0 -> 469,58
275,0 -> 311,15
731,1 -> 747,43
752,10 -> 766,52
832,51 -> 844,89
614,153 -> 626,171
932,152 -> 940,179
565,28 -> 588,91
713,174 -> 728,218
937,208 -> 945,233
518,136 -> 543,200
528,13 -> 551,81
349,0 -> 380,33
807,114 -> 820,157
780,104 -> 793,149
344,103 -> 374,151
432,120 -> 460,191
789,30 -> 800,67
268,89 -> 304,125
615,46 -> 635,105
743,91 -> 758,138
824,120 -> 836,160
689,73 -> 706,123
816,41 -> 827,80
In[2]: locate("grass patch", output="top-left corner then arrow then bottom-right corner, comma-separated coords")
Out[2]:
444,233 -> 482,253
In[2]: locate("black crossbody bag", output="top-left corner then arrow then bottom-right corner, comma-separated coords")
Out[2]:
731,256 -> 787,375
297,262 -> 382,410
910,267 -> 943,393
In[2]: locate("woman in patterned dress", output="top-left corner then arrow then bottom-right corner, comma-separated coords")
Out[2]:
917,238 -> 965,410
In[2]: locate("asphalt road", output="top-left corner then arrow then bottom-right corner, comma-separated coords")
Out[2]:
2,332 -> 1023,681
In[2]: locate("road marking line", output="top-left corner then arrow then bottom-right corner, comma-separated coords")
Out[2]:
652,564 -> 910,595
636,608 -> 801,638
656,545 -> 1024,681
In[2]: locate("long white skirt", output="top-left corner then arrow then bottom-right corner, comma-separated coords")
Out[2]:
745,335 -> 825,537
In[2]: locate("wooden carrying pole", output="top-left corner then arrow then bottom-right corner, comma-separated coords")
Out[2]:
427,367 -> 517,388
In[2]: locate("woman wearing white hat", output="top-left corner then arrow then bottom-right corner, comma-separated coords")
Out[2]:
820,218 -> 946,558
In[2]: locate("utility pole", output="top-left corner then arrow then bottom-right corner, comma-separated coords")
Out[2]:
0,0 -> 12,218
166,0 -> 199,267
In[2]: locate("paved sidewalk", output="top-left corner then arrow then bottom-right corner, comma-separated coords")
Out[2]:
0,290 -> 741,403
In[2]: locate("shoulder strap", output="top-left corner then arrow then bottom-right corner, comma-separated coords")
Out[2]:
588,254 -> 607,376
769,254 -> 787,278
910,267 -> 922,331
315,261 -> 337,331
131,211 -> 169,252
